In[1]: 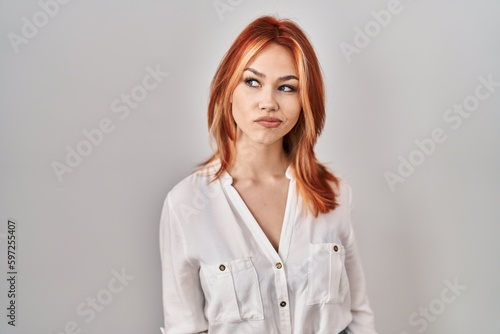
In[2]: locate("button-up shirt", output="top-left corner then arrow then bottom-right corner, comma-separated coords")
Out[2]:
159,159 -> 378,334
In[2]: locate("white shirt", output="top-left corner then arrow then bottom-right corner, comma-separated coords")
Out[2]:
159,159 -> 377,334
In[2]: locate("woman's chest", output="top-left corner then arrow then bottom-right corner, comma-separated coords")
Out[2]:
231,179 -> 290,252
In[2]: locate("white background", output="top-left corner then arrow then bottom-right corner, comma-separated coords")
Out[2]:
1,1 -> 499,333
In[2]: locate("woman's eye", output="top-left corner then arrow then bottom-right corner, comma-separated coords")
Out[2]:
245,78 -> 260,87
279,85 -> 296,92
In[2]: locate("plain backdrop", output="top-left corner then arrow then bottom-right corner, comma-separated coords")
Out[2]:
1,1 -> 499,333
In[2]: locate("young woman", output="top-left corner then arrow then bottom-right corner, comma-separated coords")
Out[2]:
159,15 -> 378,334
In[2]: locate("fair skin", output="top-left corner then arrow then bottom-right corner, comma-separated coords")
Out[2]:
228,43 -> 301,252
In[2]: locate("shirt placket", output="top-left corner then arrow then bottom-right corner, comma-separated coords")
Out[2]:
220,169 -> 297,334
274,256 -> 292,334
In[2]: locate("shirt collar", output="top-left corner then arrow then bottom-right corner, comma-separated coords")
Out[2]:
284,164 -> 293,180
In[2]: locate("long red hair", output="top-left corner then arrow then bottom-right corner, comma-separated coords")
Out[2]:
196,15 -> 340,217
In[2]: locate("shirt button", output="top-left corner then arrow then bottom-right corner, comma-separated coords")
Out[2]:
275,262 -> 282,269
280,301 -> 287,307
333,245 -> 339,252
219,264 -> 226,271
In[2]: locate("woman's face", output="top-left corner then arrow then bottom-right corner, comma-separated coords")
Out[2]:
231,43 -> 301,149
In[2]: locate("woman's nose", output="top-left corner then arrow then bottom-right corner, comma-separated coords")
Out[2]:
258,89 -> 279,111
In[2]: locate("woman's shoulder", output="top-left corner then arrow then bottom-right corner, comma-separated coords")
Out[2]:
165,159 -> 222,205
327,174 -> 353,209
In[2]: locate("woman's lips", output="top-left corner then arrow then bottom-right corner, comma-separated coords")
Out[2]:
255,117 -> 282,128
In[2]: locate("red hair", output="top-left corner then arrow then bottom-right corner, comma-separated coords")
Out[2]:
196,15 -> 340,217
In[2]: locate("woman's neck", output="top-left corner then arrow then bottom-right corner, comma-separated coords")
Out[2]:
229,138 -> 289,182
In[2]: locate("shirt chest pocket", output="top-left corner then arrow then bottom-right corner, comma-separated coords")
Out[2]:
306,242 -> 350,305
200,257 -> 264,324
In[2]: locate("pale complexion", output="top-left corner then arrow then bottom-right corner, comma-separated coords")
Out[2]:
228,43 -> 301,252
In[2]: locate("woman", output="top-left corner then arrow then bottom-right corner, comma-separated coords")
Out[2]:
159,15 -> 377,334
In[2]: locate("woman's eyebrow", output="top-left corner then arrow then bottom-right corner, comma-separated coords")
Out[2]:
244,67 -> 299,82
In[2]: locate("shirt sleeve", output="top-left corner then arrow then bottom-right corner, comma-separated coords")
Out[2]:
159,192 -> 209,333
343,183 -> 378,334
